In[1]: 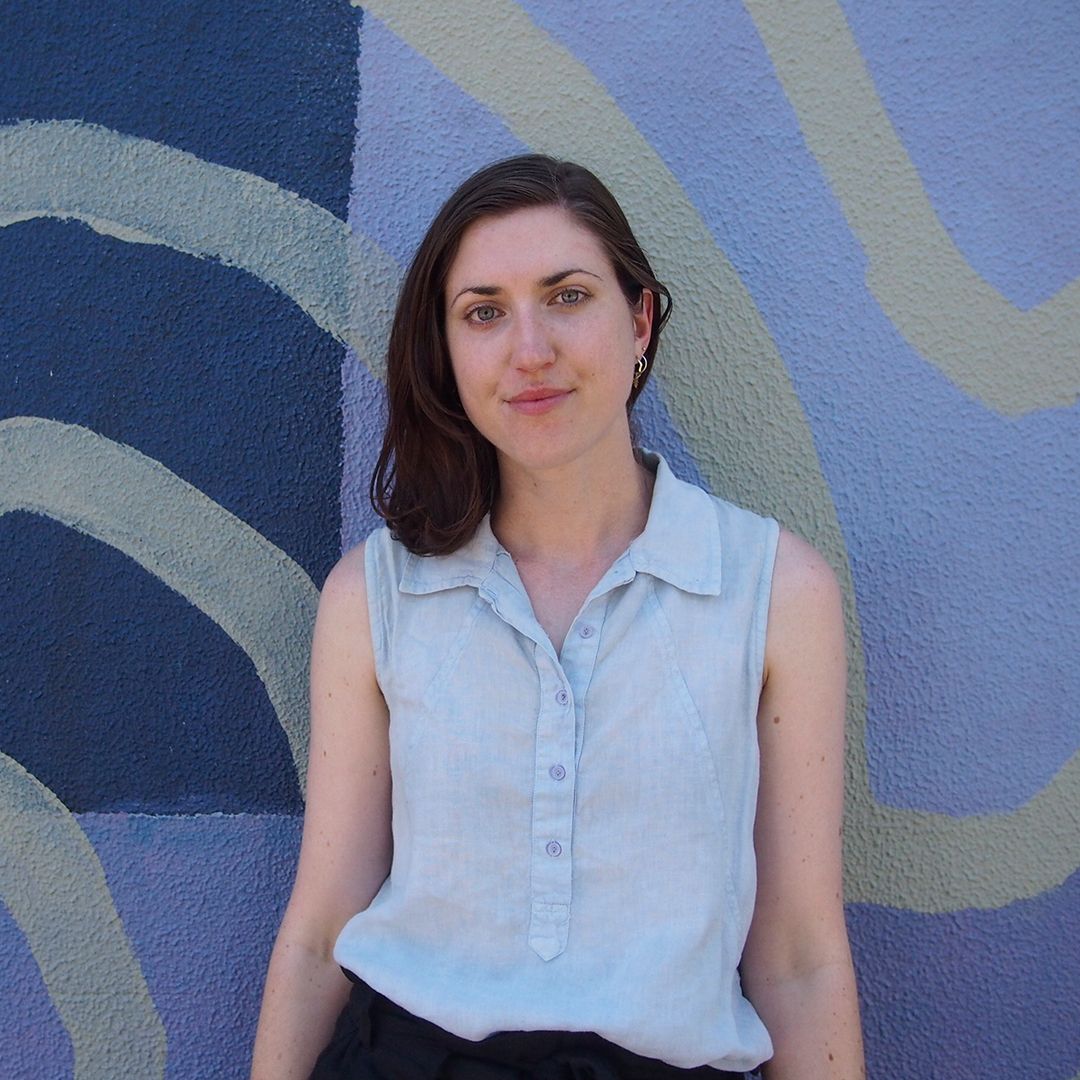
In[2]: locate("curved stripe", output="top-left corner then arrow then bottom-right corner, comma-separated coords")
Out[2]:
744,0 -> 1080,416
0,416 -> 318,794
0,750 -> 166,1079
851,750 -> 1080,911
0,119 -> 396,377
357,0 -> 1079,910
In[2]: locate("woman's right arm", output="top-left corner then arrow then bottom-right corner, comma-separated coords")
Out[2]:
250,542 -> 393,1080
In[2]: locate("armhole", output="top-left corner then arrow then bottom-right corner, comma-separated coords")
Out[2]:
752,517 -> 781,691
363,530 -> 390,693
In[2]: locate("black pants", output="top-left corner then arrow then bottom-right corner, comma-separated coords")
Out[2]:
310,972 -> 747,1080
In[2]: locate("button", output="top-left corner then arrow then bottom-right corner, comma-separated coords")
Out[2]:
579,624 -> 595,639
555,688 -> 569,706
549,764 -> 566,781
545,840 -> 562,857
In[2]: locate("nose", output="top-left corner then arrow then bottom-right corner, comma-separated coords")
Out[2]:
510,310 -> 556,372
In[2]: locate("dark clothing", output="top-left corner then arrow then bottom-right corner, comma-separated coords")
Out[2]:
310,973 -> 747,1080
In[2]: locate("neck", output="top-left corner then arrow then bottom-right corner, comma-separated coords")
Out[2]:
491,446 -> 654,570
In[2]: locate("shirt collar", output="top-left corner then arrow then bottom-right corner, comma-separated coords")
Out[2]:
625,451 -> 723,595
398,450 -> 722,597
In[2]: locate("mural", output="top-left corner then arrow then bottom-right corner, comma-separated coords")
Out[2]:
1,1 -> 1076,1077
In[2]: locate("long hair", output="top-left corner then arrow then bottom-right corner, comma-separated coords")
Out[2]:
370,155 -> 672,556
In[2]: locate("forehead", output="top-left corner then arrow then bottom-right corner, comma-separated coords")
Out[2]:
446,205 -> 613,289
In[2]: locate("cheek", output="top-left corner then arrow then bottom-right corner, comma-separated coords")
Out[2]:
448,355 -> 485,408
448,358 -> 499,437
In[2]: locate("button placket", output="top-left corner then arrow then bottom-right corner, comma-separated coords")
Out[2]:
527,598 -> 609,961
529,653 -> 577,961
564,597 -> 607,764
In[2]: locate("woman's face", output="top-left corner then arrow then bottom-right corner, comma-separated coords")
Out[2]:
443,205 -> 652,477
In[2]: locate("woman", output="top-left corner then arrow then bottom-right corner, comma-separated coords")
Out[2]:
251,156 -> 864,1079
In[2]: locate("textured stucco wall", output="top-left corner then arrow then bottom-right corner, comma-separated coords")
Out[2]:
1,2 -> 1077,1078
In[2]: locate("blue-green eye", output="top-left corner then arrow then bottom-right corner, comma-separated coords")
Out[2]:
557,288 -> 584,304
471,304 -> 498,323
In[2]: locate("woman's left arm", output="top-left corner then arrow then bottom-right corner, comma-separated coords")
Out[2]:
740,529 -> 866,1080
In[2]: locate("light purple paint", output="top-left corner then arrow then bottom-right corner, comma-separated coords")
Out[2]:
0,904 -> 74,1079
341,14 -> 705,550
76,812 -> 302,1080
517,0 -> 1080,815
849,867 -> 1080,1079
841,0 -> 1080,310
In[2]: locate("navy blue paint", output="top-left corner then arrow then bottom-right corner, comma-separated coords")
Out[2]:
0,165 -> 345,814
0,514 -> 302,813
1,220 -> 338,585
848,869 -> 1080,1079
0,0 -> 360,218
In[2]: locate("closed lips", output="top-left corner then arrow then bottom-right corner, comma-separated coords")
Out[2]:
508,388 -> 570,403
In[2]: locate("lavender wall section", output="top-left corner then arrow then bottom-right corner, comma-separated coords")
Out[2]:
1,3 -> 1077,1078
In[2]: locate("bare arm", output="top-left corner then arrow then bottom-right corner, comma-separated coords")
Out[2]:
250,542 -> 392,1079
741,530 -> 865,1080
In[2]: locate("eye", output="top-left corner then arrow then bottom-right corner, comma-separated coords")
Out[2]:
555,287 -> 586,305
467,303 -> 500,324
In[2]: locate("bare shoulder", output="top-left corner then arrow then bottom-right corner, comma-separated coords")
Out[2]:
771,527 -> 841,607
320,539 -> 369,604
305,540 -> 381,701
765,528 -> 844,677
315,540 -> 371,629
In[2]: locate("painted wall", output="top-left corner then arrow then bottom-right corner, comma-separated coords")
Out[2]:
1,2 -> 1076,1078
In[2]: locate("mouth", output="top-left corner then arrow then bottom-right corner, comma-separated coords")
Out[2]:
506,387 -> 572,415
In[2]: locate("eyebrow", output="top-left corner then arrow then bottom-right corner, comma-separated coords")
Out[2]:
450,267 -> 602,306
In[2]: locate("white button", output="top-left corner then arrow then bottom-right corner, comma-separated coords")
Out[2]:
555,688 -> 569,706
549,764 -> 566,781
579,624 -> 595,638
545,840 -> 562,857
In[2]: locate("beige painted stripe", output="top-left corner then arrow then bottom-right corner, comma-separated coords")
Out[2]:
745,0 -> 1080,416
0,750 -> 166,1079
357,0 -> 1079,910
0,416 -> 318,794
0,119 -> 396,378
852,751 -> 1080,911
1,419 -> 318,1073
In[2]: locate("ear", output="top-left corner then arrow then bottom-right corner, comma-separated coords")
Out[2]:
631,288 -> 655,356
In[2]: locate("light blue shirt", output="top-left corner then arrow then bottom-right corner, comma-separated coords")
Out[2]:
335,453 -> 779,1071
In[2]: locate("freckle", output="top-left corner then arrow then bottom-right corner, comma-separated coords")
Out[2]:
772,715 -> 781,724
372,767 -> 378,776
821,755 -> 825,762
828,1053 -> 834,1062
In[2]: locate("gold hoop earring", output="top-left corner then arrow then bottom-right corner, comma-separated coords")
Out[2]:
633,353 -> 648,389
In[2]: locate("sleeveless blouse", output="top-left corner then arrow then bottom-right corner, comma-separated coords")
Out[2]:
334,453 -> 779,1072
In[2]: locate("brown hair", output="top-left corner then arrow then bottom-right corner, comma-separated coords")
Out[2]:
370,154 -> 672,556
